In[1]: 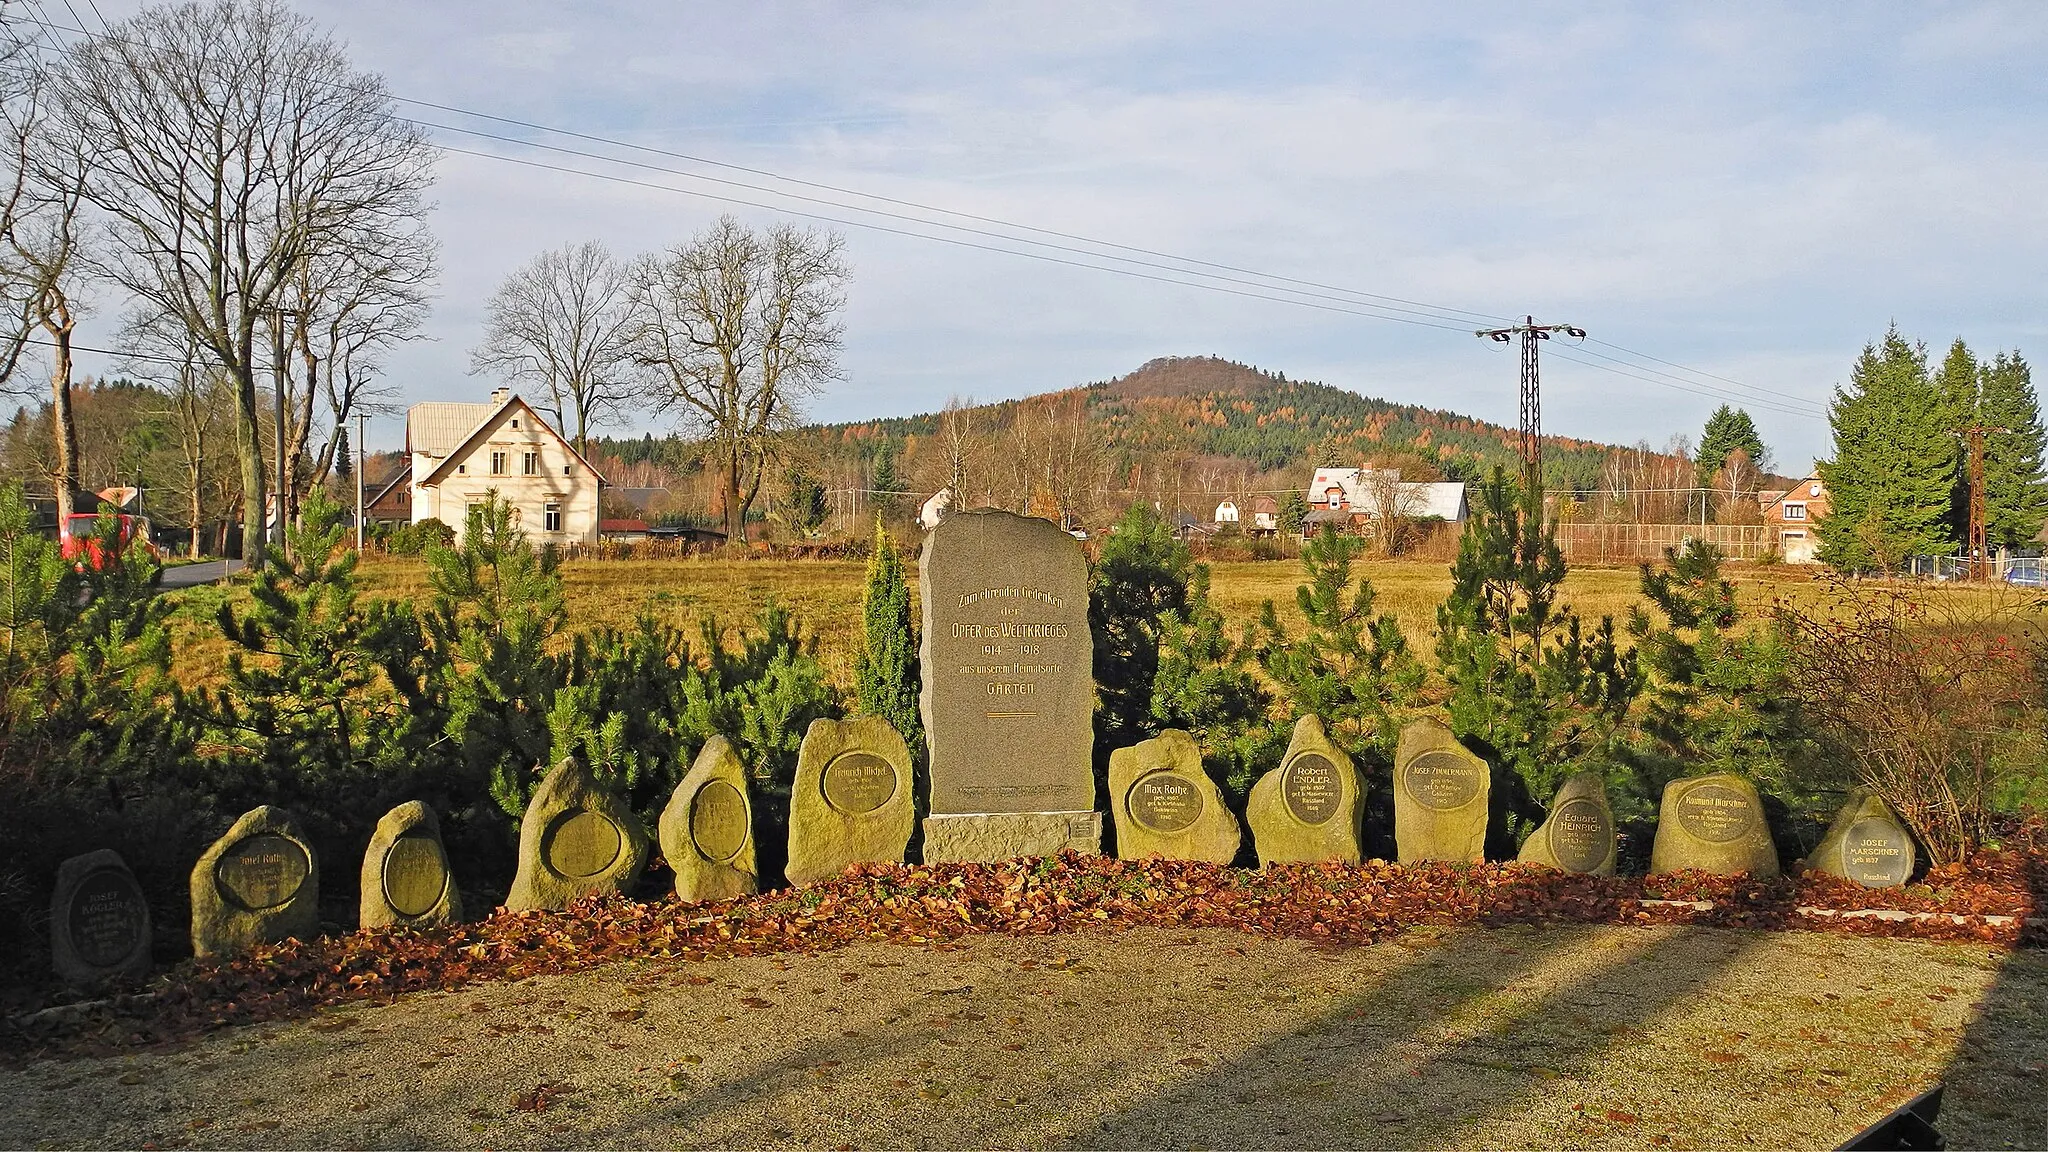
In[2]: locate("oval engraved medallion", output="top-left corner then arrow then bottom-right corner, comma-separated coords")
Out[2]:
1128,771 -> 1203,834
1550,797 -> 1612,874
543,810 -> 623,879
1842,817 -> 1912,888
1282,753 -> 1341,826
381,834 -> 450,919
1402,749 -> 1483,812
66,868 -> 147,969
215,833 -> 310,912
1675,782 -> 1753,844
822,751 -> 898,815
690,780 -> 749,863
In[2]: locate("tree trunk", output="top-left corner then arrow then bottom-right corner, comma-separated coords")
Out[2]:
234,361 -> 267,568
723,454 -> 743,544
45,301 -> 78,526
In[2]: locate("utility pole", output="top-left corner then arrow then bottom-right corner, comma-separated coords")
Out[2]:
1964,422 -> 2009,581
354,411 -> 367,553
1476,316 -> 1586,495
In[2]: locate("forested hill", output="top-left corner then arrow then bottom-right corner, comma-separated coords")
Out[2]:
806,355 -> 1632,484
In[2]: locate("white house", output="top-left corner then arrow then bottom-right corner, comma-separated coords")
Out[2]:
1249,496 -> 1279,534
1305,466 -> 1467,528
1214,499 -> 1240,525
400,389 -> 605,545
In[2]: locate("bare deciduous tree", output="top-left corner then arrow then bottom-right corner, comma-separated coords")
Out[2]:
1360,464 -> 1427,557
53,0 -> 435,566
628,215 -> 848,543
472,240 -> 632,456
2,76 -> 90,523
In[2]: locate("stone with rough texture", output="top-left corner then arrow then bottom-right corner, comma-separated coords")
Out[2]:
50,849 -> 150,985
1806,789 -> 1915,888
918,508 -> 1098,861
1649,772 -> 1780,878
505,758 -> 649,912
1517,772 -> 1617,875
660,737 -> 760,902
786,718 -> 915,886
1393,718 -> 1492,864
190,806 -> 319,959
1108,729 -> 1240,863
922,811 -> 1103,862
360,801 -> 462,930
1246,716 -> 1363,867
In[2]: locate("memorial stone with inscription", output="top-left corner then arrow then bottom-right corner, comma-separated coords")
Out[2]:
190,806 -> 319,959
1806,789 -> 1915,889
660,736 -> 760,901
1108,728 -> 1240,864
505,757 -> 650,911
919,509 -> 1101,862
1649,772 -> 1779,878
50,849 -> 151,985
1246,715 -> 1363,866
1517,772 -> 1617,875
786,717 -> 915,886
360,801 -> 462,930
1393,718 -> 1491,864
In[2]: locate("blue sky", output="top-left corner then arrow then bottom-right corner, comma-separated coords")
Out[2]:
67,1 -> 2048,472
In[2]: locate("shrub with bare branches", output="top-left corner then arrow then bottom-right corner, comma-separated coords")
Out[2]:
1779,581 -> 2044,866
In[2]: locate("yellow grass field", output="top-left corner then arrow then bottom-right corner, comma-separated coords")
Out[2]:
161,553 -> 1915,693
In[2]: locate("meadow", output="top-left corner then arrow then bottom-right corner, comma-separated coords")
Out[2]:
161,553 -> 1912,693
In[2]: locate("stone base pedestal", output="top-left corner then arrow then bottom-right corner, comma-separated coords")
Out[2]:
921,811 -> 1102,863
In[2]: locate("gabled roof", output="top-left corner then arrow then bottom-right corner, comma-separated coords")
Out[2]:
410,394 -> 608,488
407,402 -> 496,458
367,461 -> 411,510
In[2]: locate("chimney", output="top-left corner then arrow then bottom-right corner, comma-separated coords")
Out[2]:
489,387 -> 511,406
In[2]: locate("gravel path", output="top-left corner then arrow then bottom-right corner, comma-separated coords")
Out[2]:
3,924 -> 2043,1150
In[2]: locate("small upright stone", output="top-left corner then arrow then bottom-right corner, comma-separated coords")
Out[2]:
1806,789 -> 1915,888
50,849 -> 150,985
1649,772 -> 1779,878
1517,772 -> 1617,875
504,758 -> 650,912
659,736 -> 759,902
190,806 -> 318,959
360,801 -> 462,930
1393,718 -> 1491,864
1246,715 -> 1362,867
785,717 -> 913,887
1108,729 -> 1240,864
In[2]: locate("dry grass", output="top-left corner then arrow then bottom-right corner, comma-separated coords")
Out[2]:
161,554 -> 2022,693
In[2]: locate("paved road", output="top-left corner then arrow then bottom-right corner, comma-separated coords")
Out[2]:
158,558 -> 242,589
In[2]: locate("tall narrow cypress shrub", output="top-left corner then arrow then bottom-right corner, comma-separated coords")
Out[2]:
855,519 -> 922,763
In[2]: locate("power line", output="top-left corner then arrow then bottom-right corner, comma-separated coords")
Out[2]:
13,14 -> 1832,423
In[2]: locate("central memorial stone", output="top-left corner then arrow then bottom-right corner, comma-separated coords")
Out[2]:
919,508 -> 1101,862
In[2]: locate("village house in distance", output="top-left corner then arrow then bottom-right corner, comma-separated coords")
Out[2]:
370,389 -> 605,545
1302,465 -> 1469,531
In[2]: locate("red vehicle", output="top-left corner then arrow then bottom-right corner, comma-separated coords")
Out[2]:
59,512 -> 161,571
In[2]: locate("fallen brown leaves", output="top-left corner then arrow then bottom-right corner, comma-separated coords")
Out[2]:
4,848 -> 2041,1063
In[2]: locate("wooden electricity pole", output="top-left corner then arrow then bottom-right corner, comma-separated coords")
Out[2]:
1476,316 -> 1585,495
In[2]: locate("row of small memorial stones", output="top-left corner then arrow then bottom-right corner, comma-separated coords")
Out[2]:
43,714 -> 1913,990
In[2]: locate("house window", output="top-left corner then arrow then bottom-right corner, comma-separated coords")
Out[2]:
544,502 -> 562,533
1325,487 -> 1345,508
456,464 -> 466,474
522,451 -> 539,476
490,451 -> 507,476
1782,530 -> 1806,540
563,464 -> 572,476
511,418 -> 521,429
1783,502 -> 1807,521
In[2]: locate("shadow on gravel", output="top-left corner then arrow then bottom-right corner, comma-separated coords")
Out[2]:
1055,926 -> 1771,1150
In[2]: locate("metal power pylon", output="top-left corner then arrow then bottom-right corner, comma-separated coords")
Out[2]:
1964,422 -> 2009,581
1476,316 -> 1585,494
